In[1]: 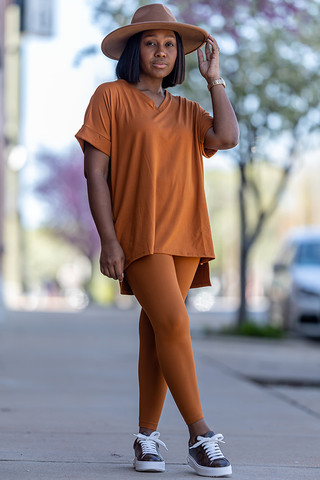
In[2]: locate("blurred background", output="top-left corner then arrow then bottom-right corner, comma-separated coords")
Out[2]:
0,0 -> 319,336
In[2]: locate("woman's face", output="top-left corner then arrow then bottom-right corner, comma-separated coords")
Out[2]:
139,29 -> 177,80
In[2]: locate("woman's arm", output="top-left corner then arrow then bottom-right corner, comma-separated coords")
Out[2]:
84,142 -> 125,282
197,35 -> 239,150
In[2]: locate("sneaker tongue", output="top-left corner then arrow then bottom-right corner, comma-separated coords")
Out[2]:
202,431 -> 215,438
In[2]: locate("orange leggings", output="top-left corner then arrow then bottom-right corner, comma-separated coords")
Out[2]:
125,254 -> 204,430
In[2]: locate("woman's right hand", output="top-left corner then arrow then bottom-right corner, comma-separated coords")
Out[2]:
100,239 -> 125,282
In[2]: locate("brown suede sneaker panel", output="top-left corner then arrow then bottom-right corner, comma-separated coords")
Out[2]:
133,438 -> 164,463
188,432 -> 231,469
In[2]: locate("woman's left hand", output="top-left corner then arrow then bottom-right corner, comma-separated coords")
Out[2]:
197,35 -> 220,82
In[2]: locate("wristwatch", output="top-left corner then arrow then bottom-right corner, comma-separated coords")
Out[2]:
207,78 -> 226,90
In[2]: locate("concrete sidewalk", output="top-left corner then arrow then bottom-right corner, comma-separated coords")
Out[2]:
0,307 -> 320,479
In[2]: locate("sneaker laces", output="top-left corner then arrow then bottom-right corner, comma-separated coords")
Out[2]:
134,431 -> 168,457
190,433 -> 225,461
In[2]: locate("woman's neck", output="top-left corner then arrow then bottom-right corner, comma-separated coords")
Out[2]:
134,74 -> 164,95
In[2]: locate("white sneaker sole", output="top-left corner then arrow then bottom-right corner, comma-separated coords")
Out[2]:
133,457 -> 165,472
187,454 -> 232,477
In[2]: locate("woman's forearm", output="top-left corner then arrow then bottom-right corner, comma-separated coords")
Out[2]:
209,84 -> 239,149
86,171 -> 125,281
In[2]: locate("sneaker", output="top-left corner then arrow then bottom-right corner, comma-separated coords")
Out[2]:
133,431 -> 167,472
187,431 -> 232,477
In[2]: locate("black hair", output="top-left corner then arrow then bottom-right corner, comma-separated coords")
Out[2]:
115,31 -> 185,88
115,32 -> 142,84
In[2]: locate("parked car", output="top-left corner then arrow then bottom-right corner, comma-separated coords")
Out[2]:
269,227 -> 320,338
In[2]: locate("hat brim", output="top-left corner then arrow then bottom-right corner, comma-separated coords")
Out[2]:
101,22 -> 208,60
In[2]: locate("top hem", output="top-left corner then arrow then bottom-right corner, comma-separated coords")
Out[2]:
120,251 -> 214,296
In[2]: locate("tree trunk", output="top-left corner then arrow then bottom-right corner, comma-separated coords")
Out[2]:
239,238 -> 247,326
237,163 -> 248,325
238,269 -> 247,323
236,160 -> 291,326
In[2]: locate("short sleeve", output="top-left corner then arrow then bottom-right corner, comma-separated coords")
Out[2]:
198,106 -> 217,158
75,84 -> 112,157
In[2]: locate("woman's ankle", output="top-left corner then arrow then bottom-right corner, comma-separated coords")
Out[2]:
139,427 -> 156,435
188,419 -> 211,446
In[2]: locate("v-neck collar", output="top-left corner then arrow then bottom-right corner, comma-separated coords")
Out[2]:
120,80 -> 171,112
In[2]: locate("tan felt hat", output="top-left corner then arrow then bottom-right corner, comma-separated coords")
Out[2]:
101,3 -> 208,60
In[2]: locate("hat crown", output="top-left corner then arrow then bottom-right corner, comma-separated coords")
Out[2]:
131,4 -> 177,25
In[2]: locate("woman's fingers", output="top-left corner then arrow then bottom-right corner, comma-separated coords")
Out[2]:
198,35 -> 220,79
99,242 -> 125,281
114,262 -> 125,282
101,263 -> 124,281
207,35 -> 220,53
198,35 -> 219,63
197,48 -> 204,65
205,39 -> 211,59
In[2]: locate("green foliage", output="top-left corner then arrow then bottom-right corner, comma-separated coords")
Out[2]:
218,321 -> 284,338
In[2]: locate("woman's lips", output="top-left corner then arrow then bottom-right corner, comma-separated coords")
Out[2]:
152,63 -> 168,68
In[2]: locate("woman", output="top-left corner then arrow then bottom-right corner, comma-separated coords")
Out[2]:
76,3 -> 238,477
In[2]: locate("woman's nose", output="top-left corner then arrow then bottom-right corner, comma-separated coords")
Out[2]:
155,49 -> 166,57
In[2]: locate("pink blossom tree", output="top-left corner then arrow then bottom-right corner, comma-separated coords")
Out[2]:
35,148 -> 100,262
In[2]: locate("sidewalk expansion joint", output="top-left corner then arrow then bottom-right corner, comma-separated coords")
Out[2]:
1,459 -> 319,470
0,459 -> 127,465
267,387 -> 320,420
0,459 -> 188,465
248,377 -> 320,388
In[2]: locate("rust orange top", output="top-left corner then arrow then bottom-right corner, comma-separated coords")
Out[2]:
75,79 -> 216,294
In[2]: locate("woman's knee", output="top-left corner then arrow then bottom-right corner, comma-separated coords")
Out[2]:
154,307 -> 190,339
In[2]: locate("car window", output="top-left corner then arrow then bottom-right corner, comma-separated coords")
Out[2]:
295,242 -> 320,265
279,243 -> 297,267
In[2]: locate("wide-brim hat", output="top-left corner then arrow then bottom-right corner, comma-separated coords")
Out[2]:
101,3 -> 208,60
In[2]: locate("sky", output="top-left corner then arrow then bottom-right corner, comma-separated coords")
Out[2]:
21,0 -> 115,152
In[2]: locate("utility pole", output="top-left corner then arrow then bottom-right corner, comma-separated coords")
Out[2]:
1,0 -> 54,310
0,2 -> 5,265
2,0 -> 23,309
0,0 -> 55,311
0,0 -> 11,317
